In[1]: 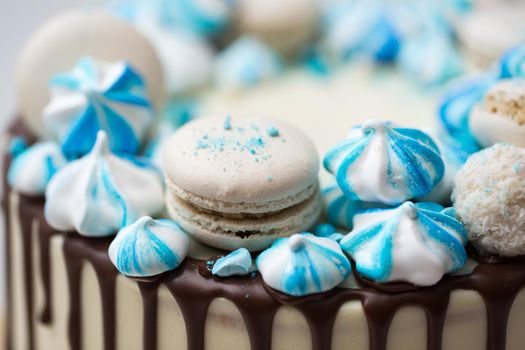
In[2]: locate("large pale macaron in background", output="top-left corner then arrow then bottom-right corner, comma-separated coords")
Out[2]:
164,115 -> 322,252
469,79 -> 525,148
234,0 -> 319,57
15,10 -> 164,138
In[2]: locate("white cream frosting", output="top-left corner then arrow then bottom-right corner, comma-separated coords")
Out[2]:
45,131 -> 164,237
109,216 -> 190,277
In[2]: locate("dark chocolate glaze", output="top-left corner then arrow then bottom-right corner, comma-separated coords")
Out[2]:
5,121 -> 525,350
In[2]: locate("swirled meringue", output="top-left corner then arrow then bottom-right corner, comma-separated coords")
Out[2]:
323,121 -> 445,205
340,202 -> 467,286
438,72 -> 498,133
45,131 -> 164,237
8,142 -> 67,196
163,0 -> 236,37
322,1 -> 400,62
214,36 -> 282,89
109,216 -> 190,277
500,44 -> 525,79
212,248 -> 252,277
256,233 -> 351,296
422,128 -> 480,203
322,184 -> 388,229
313,223 -> 344,243
43,57 -> 154,159
399,31 -> 462,86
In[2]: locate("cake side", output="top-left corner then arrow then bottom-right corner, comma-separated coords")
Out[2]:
5,121 -> 525,350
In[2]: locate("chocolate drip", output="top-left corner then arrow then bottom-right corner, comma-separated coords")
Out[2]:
63,235 -> 118,350
17,195 -> 36,350
163,259 -> 279,350
2,144 -> 13,350
138,282 -> 159,350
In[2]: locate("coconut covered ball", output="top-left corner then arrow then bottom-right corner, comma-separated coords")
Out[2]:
453,144 -> 525,257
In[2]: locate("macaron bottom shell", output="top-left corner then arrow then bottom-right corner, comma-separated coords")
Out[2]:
165,189 -> 322,252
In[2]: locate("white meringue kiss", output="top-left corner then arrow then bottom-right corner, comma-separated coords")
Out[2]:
45,131 -> 164,237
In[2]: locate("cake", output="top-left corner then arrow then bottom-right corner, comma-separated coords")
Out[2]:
5,2 -> 525,350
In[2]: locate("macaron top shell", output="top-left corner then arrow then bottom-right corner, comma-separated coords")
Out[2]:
164,116 -> 319,205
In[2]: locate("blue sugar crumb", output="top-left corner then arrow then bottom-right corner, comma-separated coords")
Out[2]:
266,176 -> 273,182
266,126 -> 280,137
9,137 -> 27,157
206,259 -> 215,272
246,137 -> 265,148
196,139 -> 209,149
250,149 -> 257,155
513,162 -> 523,173
223,116 -> 232,130
250,123 -> 260,132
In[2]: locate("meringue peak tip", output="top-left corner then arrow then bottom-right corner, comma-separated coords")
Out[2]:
289,234 -> 306,252
361,120 -> 389,134
400,202 -> 418,219
93,131 -> 110,153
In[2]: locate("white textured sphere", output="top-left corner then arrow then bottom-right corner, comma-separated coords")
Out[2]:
453,144 -> 525,257
15,10 -> 164,138
235,0 -> 319,56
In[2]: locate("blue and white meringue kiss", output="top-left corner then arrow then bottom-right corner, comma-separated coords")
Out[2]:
323,121 -> 445,205
322,184 -> 388,229
399,31 -> 462,86
500,44 -> 525,79
212,248 -> 252,277
256,233 -> 351,297
322,0 -> 400,62
109,216 -> 190,277
45,131 -> 164,237
8,142 -> 67,196
340,202 -> 467,286
161,0 -> 236,36
438,72 -> 498,133
214,36 -> 282,89
43,57 -> 154,159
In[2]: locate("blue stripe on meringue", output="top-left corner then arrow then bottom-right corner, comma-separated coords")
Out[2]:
324,136 -> 371,201
8,142 -> 66,196
387,128 -> 445,196
499,45 -> 525,79
417,212 -> 467,272
438,73 -> 497,133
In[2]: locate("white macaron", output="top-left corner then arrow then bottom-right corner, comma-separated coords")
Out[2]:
164,115 -> 322,251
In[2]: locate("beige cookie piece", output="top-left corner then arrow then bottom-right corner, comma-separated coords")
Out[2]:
470,79 -> 525,147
